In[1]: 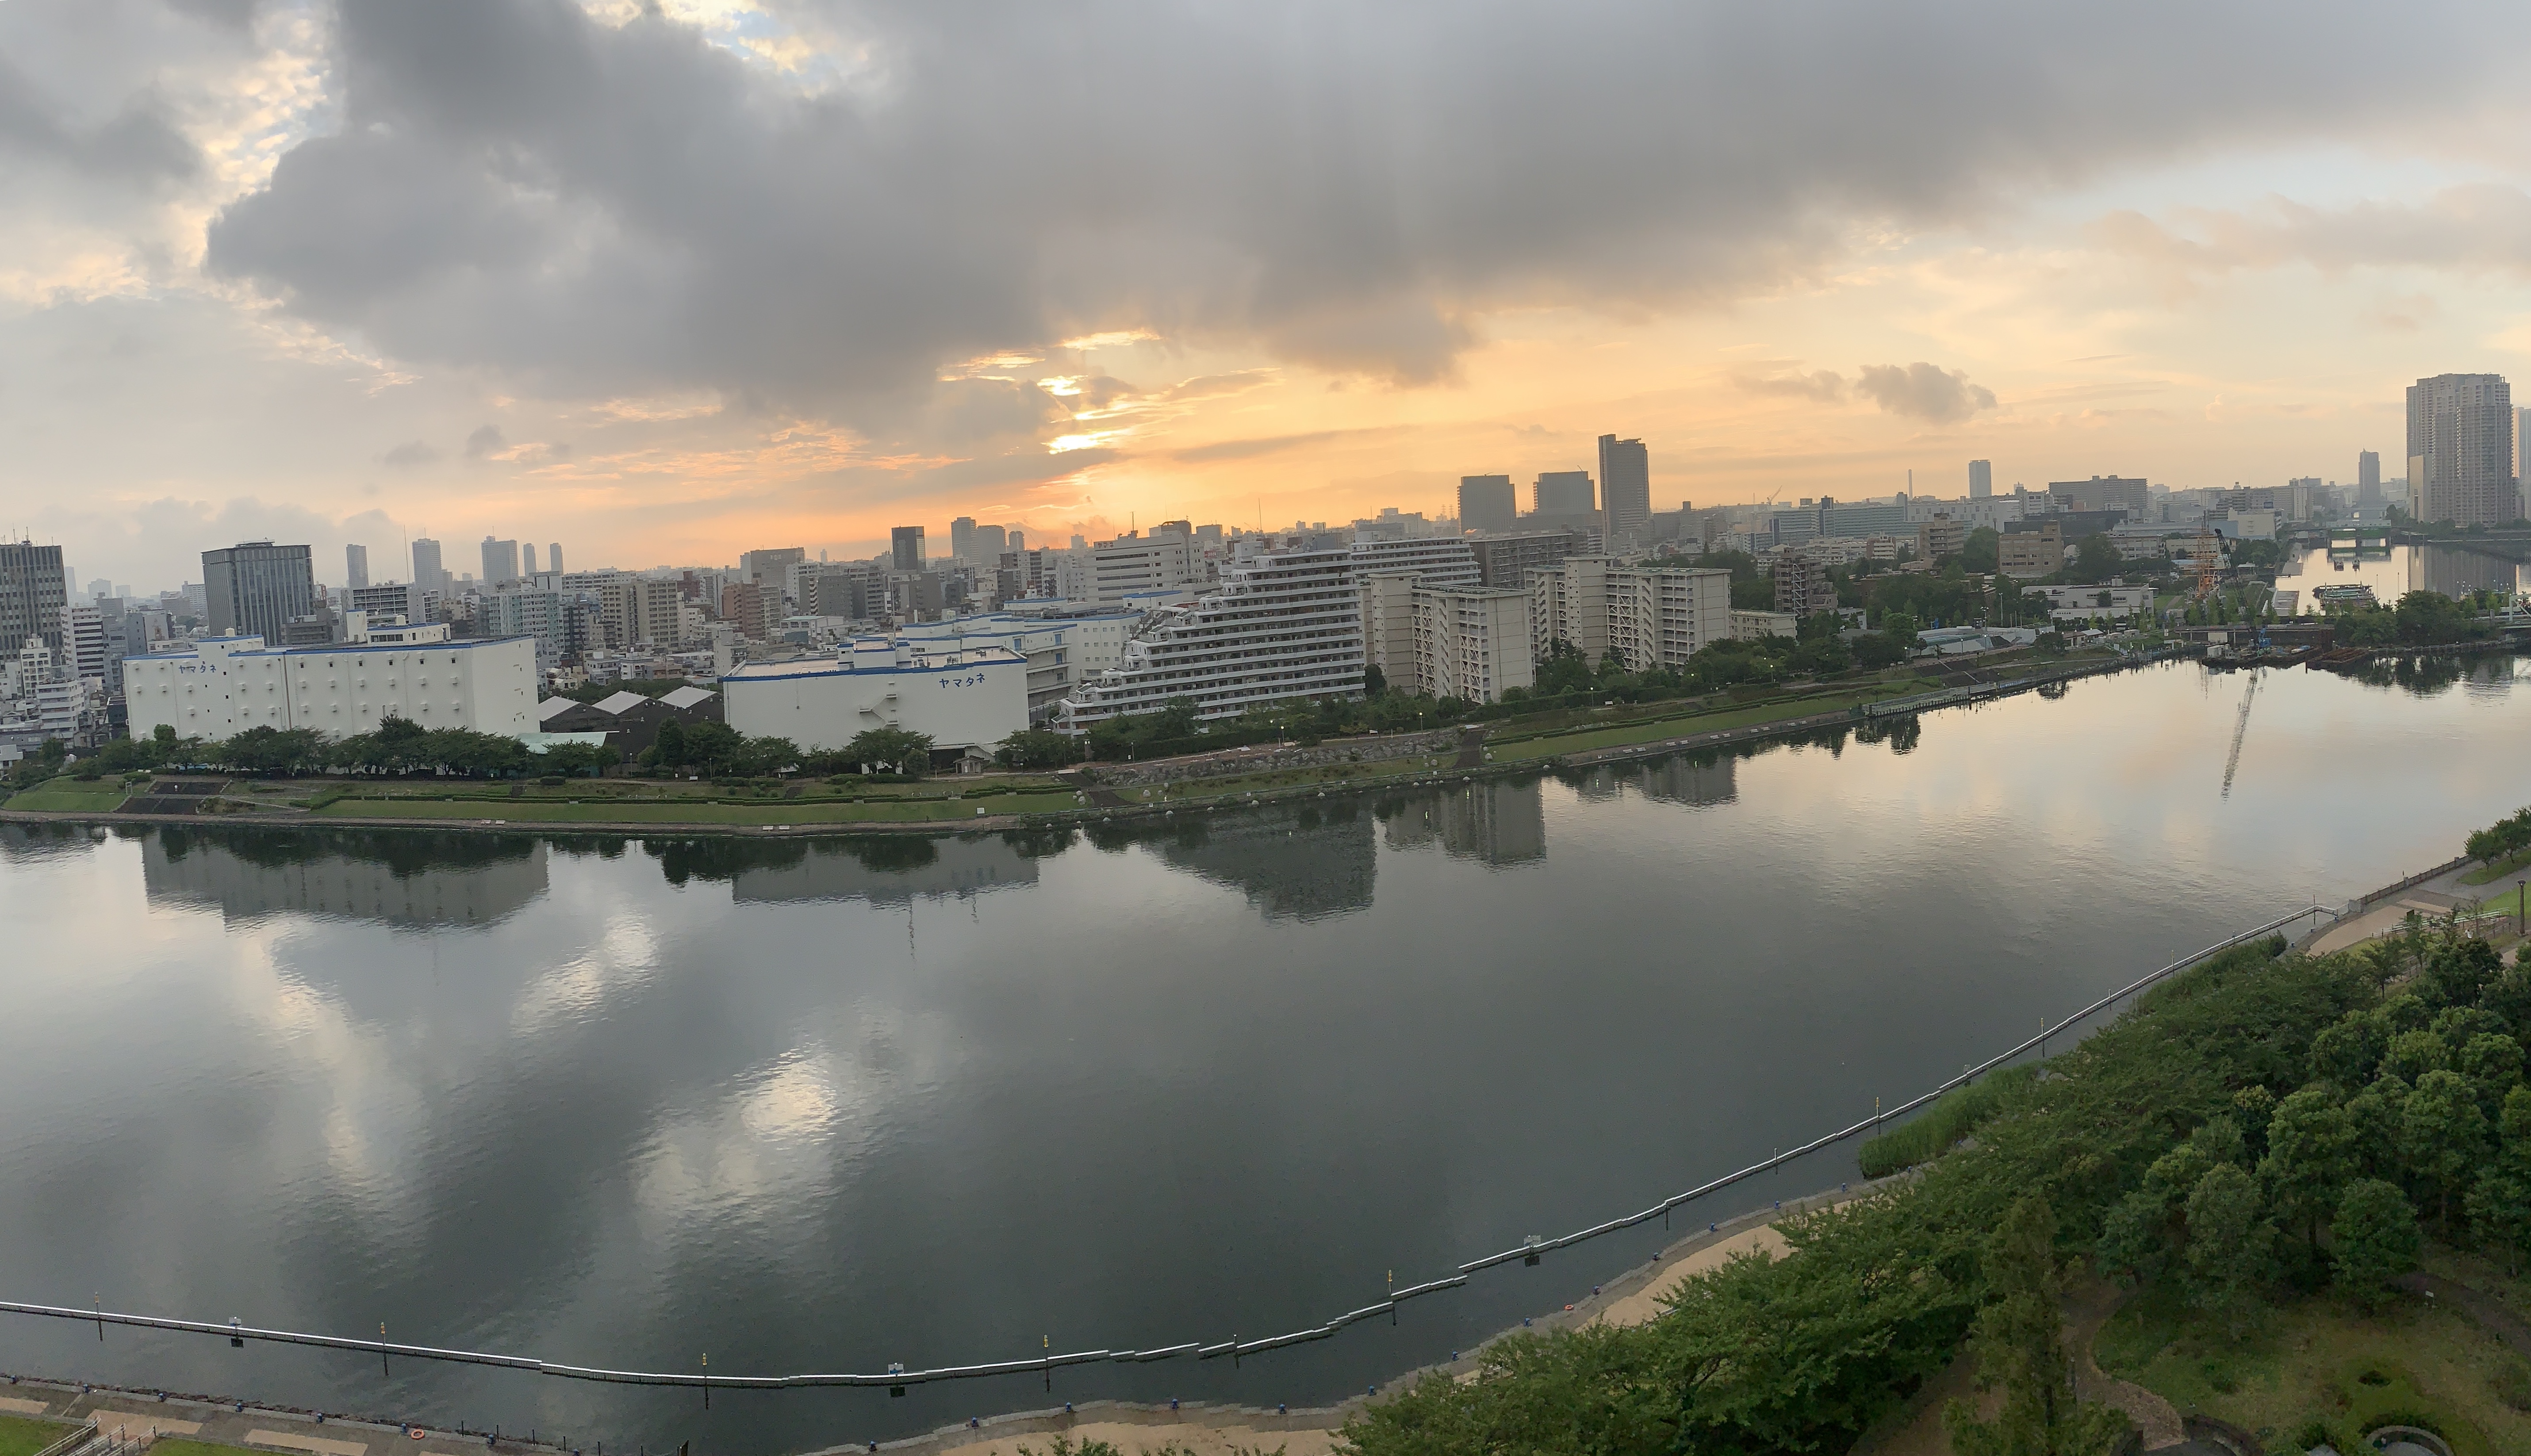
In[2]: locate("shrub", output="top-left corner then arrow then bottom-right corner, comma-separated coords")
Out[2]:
1857,1064 -> 2040,1177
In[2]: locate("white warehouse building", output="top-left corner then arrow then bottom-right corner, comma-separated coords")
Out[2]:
721,637 -> 1028,757
123,617 -> 539,740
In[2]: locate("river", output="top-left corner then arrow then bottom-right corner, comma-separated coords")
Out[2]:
1,655 -> 2525,1453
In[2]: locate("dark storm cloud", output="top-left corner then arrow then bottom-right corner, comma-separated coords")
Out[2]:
0,53 -> 197,183
202,0 -> 2531,408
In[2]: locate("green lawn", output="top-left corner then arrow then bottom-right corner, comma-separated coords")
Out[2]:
2460,844 -> 2531,886
2096,1276 -> 2531,1456
3,780 -> 131,813
0,1415 -> 75,1456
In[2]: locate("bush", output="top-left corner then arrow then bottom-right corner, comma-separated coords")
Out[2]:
1857,1064 -> 2039,1177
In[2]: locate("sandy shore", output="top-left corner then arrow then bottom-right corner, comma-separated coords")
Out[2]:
884,1184 -> 1866,1456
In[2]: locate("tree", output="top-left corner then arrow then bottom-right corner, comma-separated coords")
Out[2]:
2400,1068 -> 2490,1230
1946,1196 -> 2133,1456
2331,1178 -> 2420,1310
2069,533 -> 2122,583
844,726 -> 934,778
537,741 -> 619,777
1961,526 -> 2000,575
2259,1084 -> 2354,1249
2094,1189 -> 2171,1287
1851,633 -> 1910,669
2182,1163 -> 2276,1335
648,718 -> 689,768
2422,936 -> 2501,1008
996,728 -> 1085,770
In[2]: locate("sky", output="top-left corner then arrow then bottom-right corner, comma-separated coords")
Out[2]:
12,0 -> 2531,591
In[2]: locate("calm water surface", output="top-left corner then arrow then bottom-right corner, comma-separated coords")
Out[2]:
3,658 -> 2526,1452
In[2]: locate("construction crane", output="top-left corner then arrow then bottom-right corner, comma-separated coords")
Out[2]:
2220,670 -> 2260,797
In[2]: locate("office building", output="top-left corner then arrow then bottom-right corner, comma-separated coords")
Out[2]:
722,639 -> 1028,757
58,604 -> 107,682
2519,412 -> 2531,520
1360,572 -> 1534,704
1055,536 -> 1360,730
721,581 -> 775,640
2407,372 -> 2514,526
805,566 -> 881,621
345,544 -> 370,590
1773,553 -> 1839,617
2357,451 -> 2381,507
350,582 -> 426,626
2049,475 -> 2148,517
949,517 -> 980,563
1468,529 -> 1588,588
1459,475 -> 1518,535
1969,460 -> 1993,499
1598,435 -> 1651,538
548,542 -> 564,575
1534,471 -> 1595,515
1062,531 -> 1198,604
0,540 -> 69,661
411,537 -> 447,594
479,537 -> 521,586
1998,520 -> 2065,579
1914,515 -> 1967,561
743,547 -> 808,596
124,617 -> 538,740
203,541 -> 315,643
890,526 -> 927,572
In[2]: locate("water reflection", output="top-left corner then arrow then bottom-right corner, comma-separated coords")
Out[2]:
141,826 -> 548,927
1379,778 -> 1548,865
1144,799 -> 1378,920
725,834 -> 1042,906
2279,541 -> 2527,604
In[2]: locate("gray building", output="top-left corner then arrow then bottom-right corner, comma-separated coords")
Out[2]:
0,540 -> 68,660
2049,475 -> 2149,517
345,544 -> 369,589
891,525 -> 927,572
1534,470 -> 1595,515
2407,372 -> 2514,526
202,540 -> 314,642
480,536 -> 521,586
1468,529 -> 1588,589
1598,435 -> 1650,537
2357,450 -> 2382,507
411,536 -> 447,594
1969,460 -> 1993,499
1458,474 -> 1517,535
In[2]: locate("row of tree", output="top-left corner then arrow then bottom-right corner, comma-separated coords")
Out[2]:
2469,804 -> 2531,868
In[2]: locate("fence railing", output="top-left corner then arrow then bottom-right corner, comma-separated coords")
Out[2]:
0,907 -> 2327,1392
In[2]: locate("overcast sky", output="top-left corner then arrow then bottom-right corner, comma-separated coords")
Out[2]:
11,0 -> 2531,589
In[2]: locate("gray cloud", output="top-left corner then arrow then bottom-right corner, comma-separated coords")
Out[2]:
1854,363 -> 1996,424
193,0 -> 2531,411
462,423 -> 506,459
0,53 -> 197,184
380,439 -> 441,467
1734,367 -> 1849,403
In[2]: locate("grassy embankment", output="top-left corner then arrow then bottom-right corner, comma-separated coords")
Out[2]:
2462,844 -> 2531,886
1,779 -> 130,813
0,1416 -> 74,1456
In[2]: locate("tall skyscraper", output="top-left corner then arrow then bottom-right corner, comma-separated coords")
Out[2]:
2357,450 -> 2382,507
1968,460 -> 1993,498
548,541 -> 564,574
411,537 -> 446,594
1597,435 -> 1651,536
2406,373 -> 2514,526
1008,530 -> 1025,553
891,525 -> 927,571
1458,475 -> 1517,534
949,516 -> 979,563
345,544 -> 370,589
202,541 -> 314,641
0,540 -> 69,660
523,542 -> 540,575
480,536 -> 521,585
1533,471 -> 1595,515
2517,412 -> 2531,521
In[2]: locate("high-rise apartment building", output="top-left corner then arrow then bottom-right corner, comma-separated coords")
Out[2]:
203,541 -> 314,642
0,540 -> 69,660
548,542 -> 564,575
2357,451 -> 2382,507
345,544 -> 370,589
890,526 -> 927,572
1598,436 -> 1651,538
1530,560 -> 1731,672
2406,372 -> 2514,526
411,537 -> 447,594
1772,553 -> 1839,617
1969,460 -> 1993,499
1055,537 -> 1361,729
721,581 -> 774,640
523,543 -> 541,576
1534,471 -> 1595,515
1458,475 -> 1518,535
2517,412 -> 2531,520
58,604 -> 107,682
1469,529 -> 1588,589
1360,571 -> 1534,704
480,536 -> 521,586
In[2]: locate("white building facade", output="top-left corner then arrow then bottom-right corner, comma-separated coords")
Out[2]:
721,638 -> 1028,754
123,619 -> 538,740
1055,536 -> 1360,730
1532,565 -> 1731,672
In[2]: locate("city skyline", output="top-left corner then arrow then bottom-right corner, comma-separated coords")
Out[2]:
12,4 -> 2531,585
